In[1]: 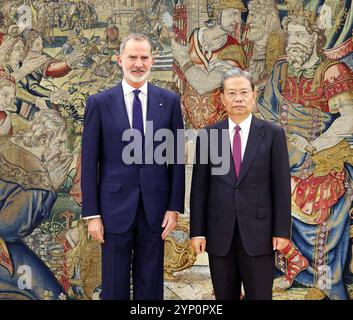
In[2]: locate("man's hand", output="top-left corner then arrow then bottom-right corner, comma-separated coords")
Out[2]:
161,211 -> 178,240
191,238 -> 206,255
67,49 -> 85,68
273,237 -> 290,251
87,217 -> 105,244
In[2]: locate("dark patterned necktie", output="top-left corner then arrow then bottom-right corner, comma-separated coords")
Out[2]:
132,89 -> 144,136
232,125 -> 242,178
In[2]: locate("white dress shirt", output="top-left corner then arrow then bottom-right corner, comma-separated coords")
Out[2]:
192,113 -> 253,239
122,79 -> 148,133
228,113 -> 252,161
81,80 -> 149,220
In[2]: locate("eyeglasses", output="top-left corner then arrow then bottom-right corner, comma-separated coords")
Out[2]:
224,90 -> 251,100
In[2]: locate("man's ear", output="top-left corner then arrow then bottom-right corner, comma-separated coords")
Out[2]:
253,89 -> 257,101
117,55 -> 122,67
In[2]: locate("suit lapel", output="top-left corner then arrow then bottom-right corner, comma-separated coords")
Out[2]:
107,83 -> 131,135
236,116 -> 264,186
146,83 -> 165,147
146,83 -> 164,129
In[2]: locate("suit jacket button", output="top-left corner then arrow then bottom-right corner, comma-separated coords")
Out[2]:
235,188 -> 240,192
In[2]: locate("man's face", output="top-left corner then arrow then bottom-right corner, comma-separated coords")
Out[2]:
43,128 -> 69,164
220,76 -> 256,119
221,8 -> 241,34
11,40 -> 25,63
247,4 -> 268,41
286,23 -> 316,68
118,39 -> 154,86
0,85 -> 15,111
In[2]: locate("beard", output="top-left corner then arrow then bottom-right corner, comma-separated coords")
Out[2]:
43,149 -> 61,165
122,66 -> 151,84
43,147 -> 69,169
286,43 -> 313,67
221,22 -> 238,35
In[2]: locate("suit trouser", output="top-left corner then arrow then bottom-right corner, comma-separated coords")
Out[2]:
208,222 -> 275,300
101,193 -> 164,300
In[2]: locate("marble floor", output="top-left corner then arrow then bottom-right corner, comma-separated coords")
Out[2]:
164,266 -> 214,300
163,265 -> 353,300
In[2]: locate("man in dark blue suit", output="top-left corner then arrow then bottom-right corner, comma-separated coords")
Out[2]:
81,33 -> 185,300
190,68 -> 291,300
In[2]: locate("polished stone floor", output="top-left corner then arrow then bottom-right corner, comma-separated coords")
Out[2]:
163,265 -> 353,300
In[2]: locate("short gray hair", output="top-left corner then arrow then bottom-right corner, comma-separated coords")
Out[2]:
220,68 -> 255,92
119,33 -> 152,54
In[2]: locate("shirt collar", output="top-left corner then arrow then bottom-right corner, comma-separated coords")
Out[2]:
122,78 -> 148,96
228,113 -> 253,133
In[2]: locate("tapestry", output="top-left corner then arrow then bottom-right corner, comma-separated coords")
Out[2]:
0,0 -> 352,300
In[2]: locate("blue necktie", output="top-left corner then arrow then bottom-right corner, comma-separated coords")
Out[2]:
132,89 -> 144,136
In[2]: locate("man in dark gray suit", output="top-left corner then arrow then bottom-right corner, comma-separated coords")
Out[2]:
190,68 -> 291,300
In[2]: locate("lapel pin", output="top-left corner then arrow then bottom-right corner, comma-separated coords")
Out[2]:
159,103 -> 163,107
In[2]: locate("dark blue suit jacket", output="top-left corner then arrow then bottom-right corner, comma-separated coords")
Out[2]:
81,82 -> 185,233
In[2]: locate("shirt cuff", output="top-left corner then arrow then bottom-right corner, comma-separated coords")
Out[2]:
81,215 -> 101,220
192,236 -> 206,239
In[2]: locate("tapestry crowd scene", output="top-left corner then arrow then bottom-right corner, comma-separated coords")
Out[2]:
0,0 -> 352,300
